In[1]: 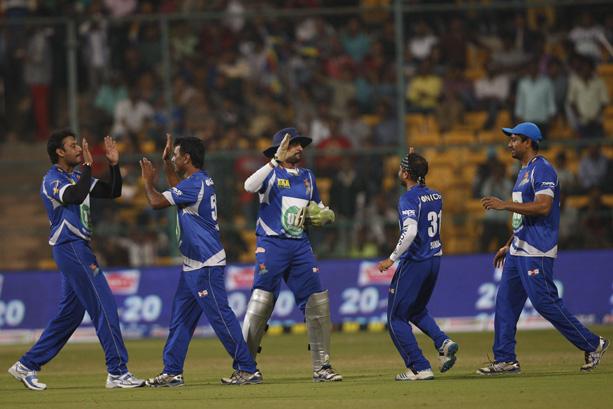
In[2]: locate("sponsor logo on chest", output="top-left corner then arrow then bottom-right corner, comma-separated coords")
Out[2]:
277,179 -> 290,188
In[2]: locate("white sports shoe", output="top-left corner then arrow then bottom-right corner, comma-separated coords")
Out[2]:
581,337 -> 609,372
8,361 -> 47,391
105,372 -> 145,389
438,339 -> 459,373
395,368 -> 434,381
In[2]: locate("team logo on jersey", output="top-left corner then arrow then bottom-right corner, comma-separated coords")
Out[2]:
198,289 -> 208,298
277,179 -> 290,188
171,187 -> 183,196
528,268 -> 540,277
258,263 -> 268,274
205,178 -> 214,186
225,266 -> 255,290
303,179 -> 312,196
105,269 -> 141,295
518,172 -> 530,187
282,206 -> 304,237
52,180 -> 61,195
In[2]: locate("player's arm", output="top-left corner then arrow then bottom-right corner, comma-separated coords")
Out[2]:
481,194 -> 552,217
90,136 -> 122,199
493,235 -> 514,268
244,133 -> 290,193
162,133 -> 180,187
61,165 -> 93,204
378,218 -> 418,272
140,158 -> 172,209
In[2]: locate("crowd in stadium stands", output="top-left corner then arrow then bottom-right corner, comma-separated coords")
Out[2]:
1,1 -> 612,267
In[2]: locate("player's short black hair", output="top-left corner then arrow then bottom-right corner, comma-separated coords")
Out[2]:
175,137 -> 205,169
518,135 -> 540,152
401,152 -> 429,184
47,129 -> 77,164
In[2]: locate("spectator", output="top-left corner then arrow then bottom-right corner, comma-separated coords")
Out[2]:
548,58 -> 569,122
472,147 -> 504,197
554,151 -> 577,195
579,187 -> 613,248
340,99 -> 371,147
407,20 -> 438,63
406,59 -> 442,113
567,56 -> 609,139
24,27 -> 53,141
474,62 -> 511,130
94,72 -> 128,122
514,59 -> 556,136
568,11 -> 612,63
112,87 -> 154,139
578,144 -> 609,191
373,100 -> 398,146
479,163 -> 512,252
341,17 -> 371,63
436,64 -> 474,132
79,13 -> 110,92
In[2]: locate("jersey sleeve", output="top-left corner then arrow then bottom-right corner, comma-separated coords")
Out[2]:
162,178 -> 200,206
258,170 -> 275,194
309,171 -> 322,204
398,194 -> 419,224
532,161 -> 558,198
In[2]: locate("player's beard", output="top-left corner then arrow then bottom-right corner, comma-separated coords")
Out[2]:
285,152 -> 301,164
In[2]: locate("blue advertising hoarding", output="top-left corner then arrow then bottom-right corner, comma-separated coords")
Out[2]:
0,250 -> 611,344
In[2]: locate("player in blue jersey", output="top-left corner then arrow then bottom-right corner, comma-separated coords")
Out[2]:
241,127 -> 342,382
478,122 -> 609,375
377,149 -> 459,381
8,129 -> 144,391
140,135 -> 261,386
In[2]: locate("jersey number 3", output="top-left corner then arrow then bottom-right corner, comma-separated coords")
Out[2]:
427,211 -> 442,238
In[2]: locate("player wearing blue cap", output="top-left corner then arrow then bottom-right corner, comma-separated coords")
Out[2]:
8,130 -> 144,391
241,128 -> 342,382
377,149 -> 459,381
140,135 -> 261,386
478,122 -> 608,375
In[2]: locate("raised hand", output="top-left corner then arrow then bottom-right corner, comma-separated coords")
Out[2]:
104,135 -> 119,166
162,133 -> 174,161
140,158 -> 158,183
82,138 -> 94,165
274,133 -> 291,163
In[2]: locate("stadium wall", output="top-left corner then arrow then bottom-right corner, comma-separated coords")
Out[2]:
0,250 -> 611,344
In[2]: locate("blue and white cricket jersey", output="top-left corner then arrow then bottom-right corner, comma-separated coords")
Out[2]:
162,171 -> 226,270
397,185 -> 443,261
255,167 -> 320,239
40,165 -> 98,245
509,156 -> 560,258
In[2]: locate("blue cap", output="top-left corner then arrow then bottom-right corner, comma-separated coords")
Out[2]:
263,127 -> 312,158
501,122 -> 542,142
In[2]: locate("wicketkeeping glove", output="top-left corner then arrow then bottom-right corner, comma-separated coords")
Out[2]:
306,201 -> 335,227
274,133 -> 291,163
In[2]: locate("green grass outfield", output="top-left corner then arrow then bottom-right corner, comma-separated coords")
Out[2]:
1,326 -> 611,409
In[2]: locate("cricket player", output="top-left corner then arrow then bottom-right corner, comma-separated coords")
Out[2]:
377,150 -> 459,381
241,127 -> 342,382
140,135 -> 261,386
479,122 -> 609,374
8,130 -> 144,390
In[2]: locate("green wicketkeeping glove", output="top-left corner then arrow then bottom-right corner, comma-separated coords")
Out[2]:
306,202 -> 335,227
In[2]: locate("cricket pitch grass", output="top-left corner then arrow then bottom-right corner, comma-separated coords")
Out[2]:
1,326 -> 611,409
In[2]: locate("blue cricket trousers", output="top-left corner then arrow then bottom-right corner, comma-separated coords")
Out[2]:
387,257 -> 448,372
494,255 -> 601,362
252,236 -> 323,313
162,266 -> 256,374
21,241 -> 129,375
